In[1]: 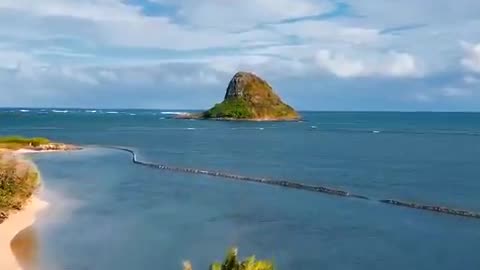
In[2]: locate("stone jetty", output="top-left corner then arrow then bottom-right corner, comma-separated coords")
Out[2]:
108,146 -> 480,220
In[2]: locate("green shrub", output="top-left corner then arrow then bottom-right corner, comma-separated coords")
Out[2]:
203,99 -> 254,119
0,136 -> 50,150
184,248 -> 274,270
0,153 -> 40,218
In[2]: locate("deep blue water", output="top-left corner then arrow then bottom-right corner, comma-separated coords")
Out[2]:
1,109 -> 480,270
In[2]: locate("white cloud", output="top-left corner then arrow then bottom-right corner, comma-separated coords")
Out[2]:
0,50 -> 38,69
461,42 -> 480,73
1,0 -> 480,110
315,50 -> 365,78
97,70 -> 118,81
412,93 -> 433,103
343,1 -> 480,75
97,20 -> 282,49
347,1 -> 480,27
464,75 -> 480,84
152,0 -> 332,29
442,87 -> 472,97
32,47 -> 95,58
0,0 -> 142,21
387,53 -> 417,76
314,50 -> 421,78
272,20 -> 383,46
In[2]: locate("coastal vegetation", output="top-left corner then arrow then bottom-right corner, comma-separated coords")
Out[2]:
0,136 -> 50,150
0,135 -> 80,152
0,135 -> 78,223
184,248 -> 274,270
0,151 -> 40,223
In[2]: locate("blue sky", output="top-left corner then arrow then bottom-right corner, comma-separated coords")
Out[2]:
0,0 -> 479,110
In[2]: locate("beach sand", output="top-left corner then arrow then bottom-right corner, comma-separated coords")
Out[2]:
14,149 -> 63,154
0,196 -> 48,270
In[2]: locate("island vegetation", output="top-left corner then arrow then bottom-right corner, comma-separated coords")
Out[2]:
0,151 -> 40,223
203,72 -> 299,121
177,71 -> 300,121
0,135 -> 79,151
183,248 -> 274,270
203,99 -> 254,119
0,136 -> 51,150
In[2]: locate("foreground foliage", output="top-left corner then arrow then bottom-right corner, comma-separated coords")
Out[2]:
0,136 -> 50,150
203,99 -> 254,119
184,248 -> 274,270
0,152 -> 40,221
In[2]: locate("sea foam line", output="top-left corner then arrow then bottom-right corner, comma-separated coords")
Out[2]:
104,146 -> 480,220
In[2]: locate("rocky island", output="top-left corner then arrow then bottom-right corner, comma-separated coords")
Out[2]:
180,71 -> 300,121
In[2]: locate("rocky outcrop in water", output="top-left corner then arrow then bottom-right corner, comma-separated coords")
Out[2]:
201,72 -> 300,121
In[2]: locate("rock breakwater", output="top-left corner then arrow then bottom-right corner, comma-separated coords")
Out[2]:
107,146 -> 480,220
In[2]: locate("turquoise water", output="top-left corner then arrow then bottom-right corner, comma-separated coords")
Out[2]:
1,109 -> 480,269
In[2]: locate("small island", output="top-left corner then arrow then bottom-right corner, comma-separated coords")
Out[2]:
179,71 -> 300,121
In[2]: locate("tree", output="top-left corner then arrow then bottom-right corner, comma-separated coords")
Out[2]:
184,248 -> 274,270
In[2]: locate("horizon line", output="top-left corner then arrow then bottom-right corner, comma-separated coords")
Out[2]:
1,107 -> 480,113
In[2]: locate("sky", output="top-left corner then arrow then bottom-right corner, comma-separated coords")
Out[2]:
1,0 -> 479,111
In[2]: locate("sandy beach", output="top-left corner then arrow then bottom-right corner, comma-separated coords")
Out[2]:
14,149 -> 65,154
0,196 -> 48,270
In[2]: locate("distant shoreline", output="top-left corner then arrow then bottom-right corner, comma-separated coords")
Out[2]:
2,107 -> 480,113
175,113 -> 302,122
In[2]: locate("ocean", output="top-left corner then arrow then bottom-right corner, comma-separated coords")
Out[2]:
1,109 -> 480,270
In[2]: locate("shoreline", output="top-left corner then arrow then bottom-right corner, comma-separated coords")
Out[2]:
14,149 -> 70,154
0,196 -> 48,270
175,114 -> 302,122
0,146 -> 66,270
14,146 -> 81,155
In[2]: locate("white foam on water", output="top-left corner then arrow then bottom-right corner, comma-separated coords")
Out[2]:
129,113 -> 137,116
106,111 -> 119,114
161,111 -> 189,115
52,110 -> 68,113
19,109 -> 30,112
86,110 -> 97,113
311,126 -> 318,129
372,130 -> 381,134
186,128 -> 196,130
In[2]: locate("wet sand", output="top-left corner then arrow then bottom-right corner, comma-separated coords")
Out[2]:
0,196 -> 48,270
14,149 -> 64,154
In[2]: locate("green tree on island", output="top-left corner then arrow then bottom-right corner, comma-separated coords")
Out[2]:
184,248 -> 274,270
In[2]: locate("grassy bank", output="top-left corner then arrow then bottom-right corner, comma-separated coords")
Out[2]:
0,151 -> 40,223
0,136 -> 50,150
184,248 -> 274,270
